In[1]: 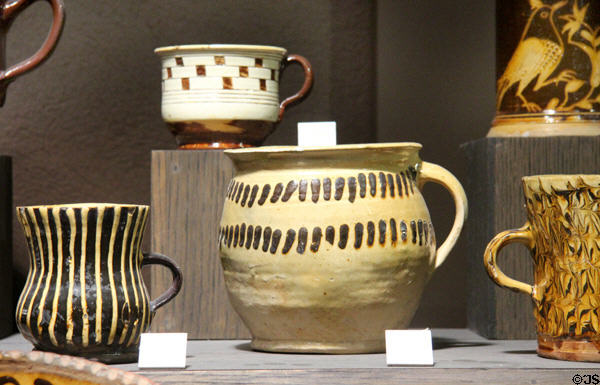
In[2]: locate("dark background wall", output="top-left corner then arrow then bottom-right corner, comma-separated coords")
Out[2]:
1,0 -> 494,330
377,0 -> 495,326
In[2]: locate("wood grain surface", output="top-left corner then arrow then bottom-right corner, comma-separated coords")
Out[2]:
133,368 -> 595,385
463,137 -> 600,339
149,150 -> 249,339
0,156 -> 11,337
3,328 -> 595,384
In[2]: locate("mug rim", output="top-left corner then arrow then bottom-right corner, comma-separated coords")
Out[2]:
522,174 -> 600,182
155,44 -> 287,56
223,143 -> 424,170
522,175 -> 600,191
17,203 -> 149,210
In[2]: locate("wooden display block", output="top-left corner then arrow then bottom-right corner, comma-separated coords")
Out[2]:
462,137 -> 600,339
150,150 -> 250,339
0,156 -> 11,338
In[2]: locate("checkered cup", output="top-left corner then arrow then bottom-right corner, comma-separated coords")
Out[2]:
155,44 -> 313,149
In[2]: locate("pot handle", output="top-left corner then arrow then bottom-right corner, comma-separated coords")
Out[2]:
483,224 -> 536,297
278,54 -> 313,121
419,162 -> 468,269
0,0 -> 65,85
142,252 -> 183,313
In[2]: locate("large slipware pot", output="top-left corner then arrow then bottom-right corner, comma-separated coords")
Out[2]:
218,143 -> 468,353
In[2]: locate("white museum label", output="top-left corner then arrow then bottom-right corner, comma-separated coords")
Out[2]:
297,121 -> 337,146
385,329 -> 434,366
138,332 -> 188,369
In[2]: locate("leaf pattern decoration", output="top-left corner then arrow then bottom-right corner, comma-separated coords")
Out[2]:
524,177 -> 600,337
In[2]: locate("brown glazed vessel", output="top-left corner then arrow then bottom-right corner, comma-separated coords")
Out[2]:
0,0 -> 64,105
490,0 -> 600,136
0,350 -> 156,385
485,175 -> 600,362
15,204 -> 183,363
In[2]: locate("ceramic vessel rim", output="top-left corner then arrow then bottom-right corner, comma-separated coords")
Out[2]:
522,175 -> 600,183
0,350 -> 156,385
17,203 -> 149,210
224,142 -> 423,155
155,44 -> 287,56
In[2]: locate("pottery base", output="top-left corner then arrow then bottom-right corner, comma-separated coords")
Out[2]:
251,339 -> 385,354
488,116 -> 600,137
34,345 -> 139,364
537,335 -> 600,362
179,142 -> 254,150
167,120 -> 275,149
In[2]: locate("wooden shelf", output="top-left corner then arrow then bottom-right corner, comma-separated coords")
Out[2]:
3,329 -> 600,384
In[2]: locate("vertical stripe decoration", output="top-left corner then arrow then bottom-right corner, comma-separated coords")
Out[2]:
15,204 -> 182,364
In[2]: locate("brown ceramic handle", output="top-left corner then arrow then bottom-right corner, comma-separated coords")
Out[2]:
0,0 -> 65,82
483,224 -> 535,297
278,54 -> 313,121
142,252 -> 183,313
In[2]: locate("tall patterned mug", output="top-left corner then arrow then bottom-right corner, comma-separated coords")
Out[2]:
490,0 -> 600,136
485,175 -> 600,362
0,0 -> 65,105
155,44 -> 313,149
15,204 -> 183,363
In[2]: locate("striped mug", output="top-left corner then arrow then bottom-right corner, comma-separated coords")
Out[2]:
15,203 -> 183,363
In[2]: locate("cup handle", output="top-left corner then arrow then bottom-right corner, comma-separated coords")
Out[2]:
483,224 -> 535,297
142,252 -> 183,313
419,161 -> 468,270
0,0 -> 65,87
278,54 -> 313,121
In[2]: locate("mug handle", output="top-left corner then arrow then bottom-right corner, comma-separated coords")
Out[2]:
278,54 -> 313,121
419,161 -> 468,269
483,224 -> 536,297
0,0 -> 65,89
142,252 -> 183,313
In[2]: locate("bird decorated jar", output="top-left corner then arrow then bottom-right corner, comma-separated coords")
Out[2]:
490,0 -> 600,137
15,203 -> 183,363
218,143 -> 468,353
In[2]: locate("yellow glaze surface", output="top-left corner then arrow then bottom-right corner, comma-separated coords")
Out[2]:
219,144 -> 467,353
485,175 -> 600,361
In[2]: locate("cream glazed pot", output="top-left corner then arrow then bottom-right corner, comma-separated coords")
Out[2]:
218,143 -> 468,353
